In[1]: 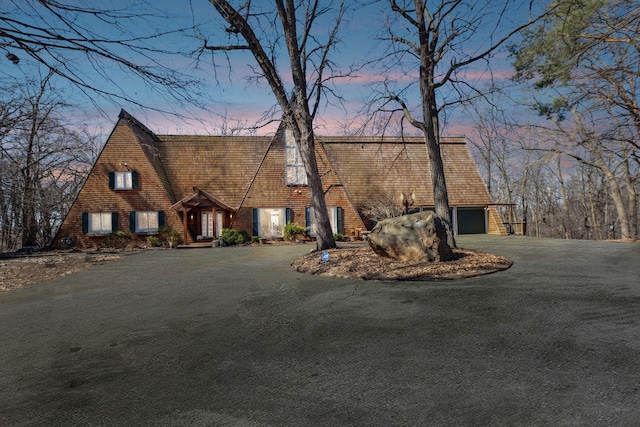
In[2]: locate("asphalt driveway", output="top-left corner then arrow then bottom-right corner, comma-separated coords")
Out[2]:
1,235 -> 639,426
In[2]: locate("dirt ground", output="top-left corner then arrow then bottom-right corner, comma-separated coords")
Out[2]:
0,250 -> 124,292
0,243 -> 512,292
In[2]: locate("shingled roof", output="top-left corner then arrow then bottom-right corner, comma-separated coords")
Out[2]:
320,136 -> 492,210
156,134 -> 273,208
118,108 -> 490,211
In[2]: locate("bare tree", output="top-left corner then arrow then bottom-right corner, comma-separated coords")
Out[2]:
0,74 -> 98,250
0,0 -> 203,111
361,0 -> 547,246
202,0 -> 349,250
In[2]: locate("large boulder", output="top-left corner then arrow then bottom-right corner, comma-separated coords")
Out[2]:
368,211 -> 453,262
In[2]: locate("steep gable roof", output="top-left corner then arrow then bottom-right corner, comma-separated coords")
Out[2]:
320,136 -> 492,210
156,134 -> 272,209
118,109 -> 177,202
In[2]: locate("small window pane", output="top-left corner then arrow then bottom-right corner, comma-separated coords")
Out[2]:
136,211 -> 159,233
89,212 -> 112,233
285,130 -> 307,185
114,171 -> 133,190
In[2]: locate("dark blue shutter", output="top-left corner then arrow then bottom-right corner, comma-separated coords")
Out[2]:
108,172 -> 115,190
286,208 -> 293,224
305,207 -> 311,229
336,207 -> 343,234
252,208 -> 259,236
131,171 -> 139,189
130,212 -> 136,233
111,212 -> 119,231
158,211 -> 165,228
82,212 -> 89,234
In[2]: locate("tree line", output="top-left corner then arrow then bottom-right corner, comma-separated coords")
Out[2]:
0,74 -> 99,250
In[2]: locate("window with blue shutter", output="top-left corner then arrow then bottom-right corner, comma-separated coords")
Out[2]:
112,171 -> 135,190
130,211 -> 162,233
84,212 -> 113,234
131,171 -> 138,189
130,212 -> 136,232
252,208 -> 259,236
111,212 -> 118,231
305,207 -> 311,230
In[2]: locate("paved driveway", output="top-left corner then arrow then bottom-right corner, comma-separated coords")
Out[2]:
1,236 -> 639,426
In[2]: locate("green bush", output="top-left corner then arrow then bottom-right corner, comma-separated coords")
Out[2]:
146,236 -> 161,247
334,232 -> 344,242
251,235 -> 260,243
220,228 -> 250,246
283,222 -> 306,240
167,230 -> 181,244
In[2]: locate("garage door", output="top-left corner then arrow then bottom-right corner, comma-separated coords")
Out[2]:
457,208 -> 486,234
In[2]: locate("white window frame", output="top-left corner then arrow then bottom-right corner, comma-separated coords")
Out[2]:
285,129 -> 307,185
256,208 -> 286,238
135,211 -> 159,233
306,206 -> 339,236
114,171 -> 133,190
89,212 -> 113,234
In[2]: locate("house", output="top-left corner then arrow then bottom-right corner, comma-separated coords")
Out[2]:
53,110 -> 506,249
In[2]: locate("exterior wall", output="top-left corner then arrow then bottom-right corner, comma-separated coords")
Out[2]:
53,119 -> 182,248
234,129 -> 366,237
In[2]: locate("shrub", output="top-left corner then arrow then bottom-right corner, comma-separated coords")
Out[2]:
334,232 -> 344,242
251,235 -> 260,243
283,222 -> 306,240
220,228 -> 250,246
167,230 -> 181,244
146,236 -> 161,247
103,230 -> 132,248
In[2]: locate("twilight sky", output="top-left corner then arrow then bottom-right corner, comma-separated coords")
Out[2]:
1,0 -> 545,137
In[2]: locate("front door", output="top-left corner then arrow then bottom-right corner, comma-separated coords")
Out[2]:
201,212 -> 214,238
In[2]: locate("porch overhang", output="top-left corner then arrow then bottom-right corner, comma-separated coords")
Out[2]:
171,187 -> 235,213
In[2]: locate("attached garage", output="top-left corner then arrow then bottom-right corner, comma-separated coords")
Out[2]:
456,207 -> 486,234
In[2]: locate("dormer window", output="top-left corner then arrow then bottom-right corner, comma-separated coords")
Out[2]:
109,170 -> 138,190
285,129 -> 307,185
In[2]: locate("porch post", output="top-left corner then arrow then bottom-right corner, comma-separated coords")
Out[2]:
212,206 -> 216,237
182,206 -> 188,244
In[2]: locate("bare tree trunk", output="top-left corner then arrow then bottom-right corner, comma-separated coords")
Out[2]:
208,0 -> 337,250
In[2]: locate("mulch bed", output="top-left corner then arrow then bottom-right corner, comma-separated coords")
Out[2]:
291,245 -> 513,281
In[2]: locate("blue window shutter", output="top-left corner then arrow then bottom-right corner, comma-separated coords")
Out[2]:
82,212 -> 89,234
129,212 -> 136,233
252,208 -> 259,236
336,207 -> 343,234
131,171 -> 139,189
112,212 -> 119,231
286,208 -> 293,224
108,172 -> 115,190
305,207 -> 311,229
158,210 -> 165,228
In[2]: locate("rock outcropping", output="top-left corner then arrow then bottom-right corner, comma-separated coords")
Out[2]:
368,211 -> 453,262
